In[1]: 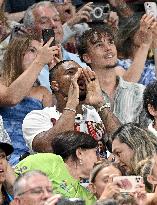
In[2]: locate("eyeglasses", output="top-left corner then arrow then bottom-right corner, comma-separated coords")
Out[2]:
17,186 -> 53,196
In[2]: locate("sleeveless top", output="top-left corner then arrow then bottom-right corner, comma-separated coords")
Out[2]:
0,97 -> 43,166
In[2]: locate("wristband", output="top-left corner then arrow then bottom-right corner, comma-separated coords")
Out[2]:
64,107 -> 76,114
97,103 -> 111,113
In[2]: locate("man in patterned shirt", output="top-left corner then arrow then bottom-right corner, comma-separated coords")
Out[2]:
77,26 -> 150,126
22,60 -> 120,153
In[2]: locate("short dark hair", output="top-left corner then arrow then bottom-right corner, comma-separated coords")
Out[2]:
77,26 -> 114,62
49,60 -> 73,92
143,80 -> 157,121
51,131 -> 97,161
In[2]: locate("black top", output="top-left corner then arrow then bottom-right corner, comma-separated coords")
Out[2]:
5,0 -> 40,13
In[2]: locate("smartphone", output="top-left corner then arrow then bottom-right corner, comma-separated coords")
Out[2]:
113,176 -> 143,193
144,2 -> 157,19
42,29 -> 55,47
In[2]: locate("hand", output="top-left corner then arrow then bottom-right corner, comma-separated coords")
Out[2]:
48,44 -> 63,69
136,14 -> 156,46
130,183 -> 147,205
36,38 -> 60,66
44,195 -> 61,205
99,182 -> 120,201
104,11 -> 119,29
107,0 -> 117,7
67,2 -> 93,27
66,68 -> 82,110
82,68 -> 104,107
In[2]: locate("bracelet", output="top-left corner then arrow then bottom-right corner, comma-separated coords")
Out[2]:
97,103 -> 111,113
64,107 -> 76,114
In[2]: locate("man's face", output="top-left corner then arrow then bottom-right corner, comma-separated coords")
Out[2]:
83,33 -> 117,69
33,5 -> 63,43
17,174 -> 53,205
0,149 -> 7,183
52,61 -> 87,101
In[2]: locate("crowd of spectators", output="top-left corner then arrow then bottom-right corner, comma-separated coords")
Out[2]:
0,0 -> 157,205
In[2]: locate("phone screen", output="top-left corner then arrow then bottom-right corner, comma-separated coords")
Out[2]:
42,29 -> 55,47
113,176 -> 143,193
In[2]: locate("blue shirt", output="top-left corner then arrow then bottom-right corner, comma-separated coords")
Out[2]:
38,48 -> 87,92
117,59 -> 156,86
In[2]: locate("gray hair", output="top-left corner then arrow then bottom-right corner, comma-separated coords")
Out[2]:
23,1 -> 54,28
13,170 -> 48,196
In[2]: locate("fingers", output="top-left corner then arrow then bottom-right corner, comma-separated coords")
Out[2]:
79,2 -> 93,13
69,68 -> 82,97
70,68 -> 82,90
58,44 -> 63,61
141,14 -> 156,29
80,11 -> 91,20
54,56 -> 61,63
45,37 -> 55,47
82,68 -> 96,83
73,68 -> 82,81
108,11 -> 119,27
77,3 -> 93,22
44,195 -> 61,205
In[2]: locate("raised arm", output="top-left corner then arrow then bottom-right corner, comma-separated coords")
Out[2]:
122,15 -> 154,83
0,38 -> 57,106
32,68 -> 82,152
83,69 -> 121,141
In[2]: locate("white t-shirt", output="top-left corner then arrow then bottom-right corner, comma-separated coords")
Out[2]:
22,106 -> 106,152
148,122 -> 157,137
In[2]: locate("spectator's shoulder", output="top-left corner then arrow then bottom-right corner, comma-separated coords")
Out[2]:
14,153 -> 63,175
119,77 -> 145,92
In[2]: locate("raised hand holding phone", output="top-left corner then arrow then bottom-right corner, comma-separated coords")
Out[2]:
113,176 -> 143,193
42,29 -> 55,47
144,2 -> 157,20
42,29 -> 62,67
